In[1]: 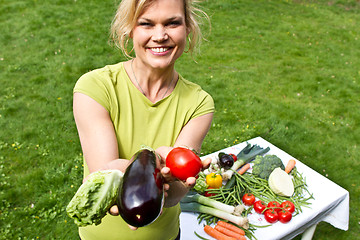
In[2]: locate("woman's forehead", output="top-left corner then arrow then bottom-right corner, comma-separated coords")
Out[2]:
138,0 -> 185,18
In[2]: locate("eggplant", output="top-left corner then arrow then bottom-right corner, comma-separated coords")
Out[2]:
218,152 -> 234,170
117,148 -> 164,227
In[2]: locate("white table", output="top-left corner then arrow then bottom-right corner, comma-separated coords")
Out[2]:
180,137 -> 349,240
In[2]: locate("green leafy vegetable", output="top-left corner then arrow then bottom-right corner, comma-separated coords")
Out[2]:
251,155 -> 285,180
193,172 -> 209,193
66,170 -> 123,227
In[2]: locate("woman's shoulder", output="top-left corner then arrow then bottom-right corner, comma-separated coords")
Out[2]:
74,62 -> 127,94
177,75 -> 211,97
79,62 -> 125,81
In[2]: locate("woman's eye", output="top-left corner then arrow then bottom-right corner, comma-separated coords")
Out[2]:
139,22 -> 152,26
169,21 -> 181,26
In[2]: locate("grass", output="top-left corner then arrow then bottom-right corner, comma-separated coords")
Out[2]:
0,0 -> 359,239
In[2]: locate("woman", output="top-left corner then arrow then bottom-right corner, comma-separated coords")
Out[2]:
73,0 -> 214,239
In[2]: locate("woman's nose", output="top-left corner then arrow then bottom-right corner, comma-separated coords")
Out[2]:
152,25 -> 169,42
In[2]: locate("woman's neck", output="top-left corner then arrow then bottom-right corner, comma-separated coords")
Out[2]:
127,58 -> 177,103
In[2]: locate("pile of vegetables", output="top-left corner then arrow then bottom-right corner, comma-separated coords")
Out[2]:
188,143 -> 313,240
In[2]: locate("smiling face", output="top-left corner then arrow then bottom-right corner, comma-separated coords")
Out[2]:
131,0 -> 188,70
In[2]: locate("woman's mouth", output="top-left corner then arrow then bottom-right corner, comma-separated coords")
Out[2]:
149,47 -> 172,55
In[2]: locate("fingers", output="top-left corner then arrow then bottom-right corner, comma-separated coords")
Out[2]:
160,166 -> 176,183
202,157 -> 212,169
128,224 -> 138,231
185,176 -> 197,188
161,165 -> 197,189
109,205 -> 119,216
163,183 -> 169,197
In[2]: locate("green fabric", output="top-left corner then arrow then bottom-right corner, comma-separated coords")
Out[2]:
73,62 -> 214,240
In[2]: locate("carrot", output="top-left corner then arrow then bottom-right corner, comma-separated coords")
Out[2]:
237,163 -> 251,175
204,225 -> 237,240
215,225 -> 247,240
217,220 -> 245,236
285,159 -> 296,174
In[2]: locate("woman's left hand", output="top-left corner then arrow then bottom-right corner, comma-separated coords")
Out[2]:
156,146 -> 211,207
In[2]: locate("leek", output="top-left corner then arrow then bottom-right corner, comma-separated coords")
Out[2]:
181,192 -> 248,228
181,202 -> 249,229
182,192 -> 234,213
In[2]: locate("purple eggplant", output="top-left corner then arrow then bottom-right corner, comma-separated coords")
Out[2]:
218,152 -> 234,170
117,149 -> 164,227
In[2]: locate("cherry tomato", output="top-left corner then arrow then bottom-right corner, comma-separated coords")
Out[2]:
253,200 -> 267,214
280,201 -> 295,214
229,153 -> 237,161
166,147 -> 202,181
264,209 -> 279,223
278,209 -> 292,223
242,193 -> 256,206
204,187 -> 216,197
267,201 -> 281,212
206,173 -> 223,188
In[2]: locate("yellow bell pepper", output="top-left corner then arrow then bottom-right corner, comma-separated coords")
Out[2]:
206,173 -> 223,188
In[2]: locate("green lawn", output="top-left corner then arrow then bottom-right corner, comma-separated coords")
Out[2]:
0,0 -> 359,239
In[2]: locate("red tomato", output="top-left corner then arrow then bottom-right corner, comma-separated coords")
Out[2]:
278,209 -> 292,223
264,209 -> 279,223
280,201 -> 295,214
242,193 -> 256,206
253,200 -> 267,214
267,201 -> 281,212
229,153 -> 237,161
166,147 -> 202,181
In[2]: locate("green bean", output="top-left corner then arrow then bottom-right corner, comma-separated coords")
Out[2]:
194,231 -> 210,240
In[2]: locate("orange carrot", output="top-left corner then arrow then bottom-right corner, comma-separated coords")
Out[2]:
215,225 -> 247,240
217,220 -> 245,236
285,159 -> 296,174
204,225 -> 237,240
237,163 -> 251,175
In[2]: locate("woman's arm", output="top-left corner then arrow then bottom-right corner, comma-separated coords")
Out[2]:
73,92 -> 131,175
156,112 -> 214,159
159,112 -> 214,207
174,112 -> 214,153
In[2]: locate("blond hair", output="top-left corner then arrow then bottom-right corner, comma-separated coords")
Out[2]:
110,0 -> 209,58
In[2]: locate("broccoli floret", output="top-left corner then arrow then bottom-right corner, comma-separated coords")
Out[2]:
252,155 -> 285,180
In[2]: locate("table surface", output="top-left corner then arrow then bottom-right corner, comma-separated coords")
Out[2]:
179,137 -> 349,240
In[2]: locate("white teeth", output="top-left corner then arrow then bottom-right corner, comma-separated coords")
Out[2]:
151,47 -> 168,53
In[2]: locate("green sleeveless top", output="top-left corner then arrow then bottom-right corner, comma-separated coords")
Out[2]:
73,62 -> 214,240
